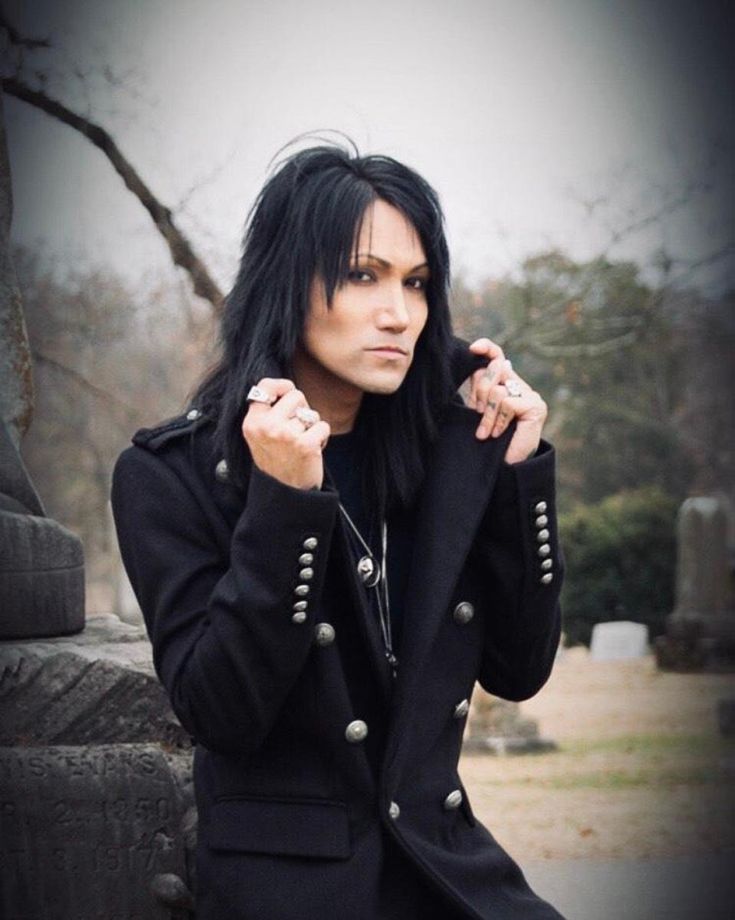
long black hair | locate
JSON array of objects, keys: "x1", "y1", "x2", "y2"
[{"x1": 191, "y1": 138, "x2": 456, "y2": 513}]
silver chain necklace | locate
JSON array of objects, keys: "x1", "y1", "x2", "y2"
[{"x1": 338, "y1": 502, "x2": 398, "y2": 676}]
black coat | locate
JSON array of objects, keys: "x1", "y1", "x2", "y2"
[{"x1": 111, "y1": 345, "x2": 565, "y2": 920}]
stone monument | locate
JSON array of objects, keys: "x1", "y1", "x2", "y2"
[
  {"x1": 464, "y1": 691, "x2": 556, "y2": 755},
  {"x1": 655, "y1": 495, "x2": 735, "y2": 671},
  {"x1": 0, "y1": 90, "x2": 84, "y2": 639},
  {"x1": 0, "y1": 84, "x2": 195, "y2": 916}
]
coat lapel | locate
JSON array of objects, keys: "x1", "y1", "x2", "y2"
[{"x1": 384, "y1": 405, "x2": 515, "y2": 772}]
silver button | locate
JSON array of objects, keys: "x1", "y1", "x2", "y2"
[
  {"x1": 314, "y1": 623, "x2": 335, "y2": 646},
  {"x1": 345, "y1": 720, "x2": 368, "y2": 743},
  {"x1": 443, "y1": 789, "x2": 463, "y2": 810},
  {"x1": 534, "y1": 500, "x2": 547, "y2": 514},
  {"x1": 299, "y1": 553, "x2": 314, "y2": 566},
  {"x1": 186, "y1": 408, "x2": 202, "y2": 421},
  {"x1": 299, "y1": 567, "x2": 314, "y2": 581},
  {"x1": 294, "y1": 584, "x2": 310, "y2": 597},
  {"x1": 541, "y1": 558, "x2": 553, "y2": 571},
  {"x1": 540, "y1": 572, "x2": 554, "y2": 585},
  {"x1": 536, "y1": 529, "x2": 550, "y2": 542},
  {"x1": 292, "y1": 611, "x2": 307, "y2": 624},
  {"x1": 214, "y1": 458, "x2": 229, "y2": 482},
  {"x1": 303, "y1": 537, "x2": 318, "y2": 550},
  {"x1": 535, "y1": 514, "x2": 548, "y2": 528},
  {"x1": 453, "y1": 699, "x2": 470, "y2": 719},
  {"x1": 388, "y1": 801, "x2": 400, "y2": 820},
  {"x1": 537, "y1": 544, "x2": 551, "y2": 557},
  {"x1": 293, "y1": 600, "x2": 308, "y2": 611},
  {"x1": 453, "y1": 601, "x2": 474, "y2": 625}
]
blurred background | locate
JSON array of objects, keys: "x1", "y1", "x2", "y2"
[{"x1": 2, "y1": 1, "x2": 734, "y2": 915}]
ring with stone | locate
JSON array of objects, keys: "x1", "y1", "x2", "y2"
[
  {"x1": 505, "y1": 379, "x2": 523, "y2": 398},
  {"x1": 295, "y1": 407, "x2": 319, "y2": 428},
  {"x1": 246, "y1": 385, "x2": 276, "y2": 405}
]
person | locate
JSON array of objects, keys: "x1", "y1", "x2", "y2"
[{"x1": 111, "y1": 140, "x2": 565, "y2": 919}]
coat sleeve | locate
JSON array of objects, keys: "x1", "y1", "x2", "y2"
[
  {"x1": 111, "y1": 444, "x2": 340, "y2": 754},
  {"x1": 470, "y1": 439, "x2": 564, "y2": 702}
]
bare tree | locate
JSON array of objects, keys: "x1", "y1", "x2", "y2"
[{"x1": 1, "y1": 13, "x2": 225, "y2": 314}]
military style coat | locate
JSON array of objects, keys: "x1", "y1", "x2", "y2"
[{"x1": 111, "y1": 344, "x2": 565, "y2": 920}]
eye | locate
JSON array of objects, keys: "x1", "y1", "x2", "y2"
[
  {"x1": 347, "y1": 269, "x2": 375, "y2": 283},
  {"x1": 405, "y1": 277, "x2": 428, "y2": 292}
]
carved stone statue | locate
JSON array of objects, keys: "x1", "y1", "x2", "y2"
[{"x1": 0, "y1": 91, "x2": 84, "y2": 639}]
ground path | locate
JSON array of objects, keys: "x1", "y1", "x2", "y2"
[{"x1": 460, "y1": 647, "x2": 735, "y2": 918}]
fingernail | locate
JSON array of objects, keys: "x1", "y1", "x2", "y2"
[{"x1": 477, "y1": 424, "x2": 488, "y2": 439}]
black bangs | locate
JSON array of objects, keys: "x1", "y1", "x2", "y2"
[{"x1": 189, "y1": 138, "x2": 456, "y2": 512}]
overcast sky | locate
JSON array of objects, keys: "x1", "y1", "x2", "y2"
[{"x1": 5, "y1": 0, "x2": 734, "y2": 296}]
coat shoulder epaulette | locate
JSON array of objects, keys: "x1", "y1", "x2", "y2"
[{"x1": 132, "y1": 407, "x2": 211, "y2": 453}]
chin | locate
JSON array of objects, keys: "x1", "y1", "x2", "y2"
[{"x1": 358, "y1": 374, "x2": 407, "y2": 395}]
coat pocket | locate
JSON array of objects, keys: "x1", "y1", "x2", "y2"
[{"x1": 204, "y1": 796, "x2": 351, "y2": 860}]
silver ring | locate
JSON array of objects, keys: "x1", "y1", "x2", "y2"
[
  {"x1": 505, "y1": 379, "x2": 523, "y2": 398},
  {"x1": 246, "y1": 385, "x2": 276, "y2": 405},
  {"x1": 295, "y1": 407, "x2": 319, "y2": 428}
]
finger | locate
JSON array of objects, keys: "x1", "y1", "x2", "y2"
[
  {"x1": 471, "y1": 353, "x2": 509, "y2": 412},
  {"x1": 467, "y1": 367, "x2": 483, "y2": 409},
  {"x1": 471, "y1": 371, "x2": 500, "y2": 415},
  {"x1": 491, "y1": 401, "x2": 516, "y2": 438},
  {"x1": 491, "y1": 390, "x2": 540, "y2": 438},
  {"x1": 267, "y1": 388, "x2": 309, "y2": 422},
  {"x1": 245, "y1": 378, "x2": 296, "y2": 415},
  {"x1": 469, "y1": 368, "x2": 489, "y2": 411},
  {"x1": 298, "y1": 420, "x2": 331, "y2": 452},
  {"x1": 468, "y1": 338, "x2": 505, "y2": 362},
  {"x1": 475, "y1": 383, "x2": 507, "y2": 439}
]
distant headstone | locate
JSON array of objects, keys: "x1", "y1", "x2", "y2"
[
  {"x1": 655, "y1": 496, "x2": 735, "y2": 671},
  {"x1": 717, "y1": 699, "x2": 735, "y2": 737},
  {"x1": 464, "y1": 694, "x2": 556, "y2": 755},
  {"x1": 590, "y1": 621, "x2": 649, "y2": 660}
]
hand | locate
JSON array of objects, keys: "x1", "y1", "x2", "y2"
[
  {"x1": 466, "y1": 338, "x2": 548, "y2": 464},
  {"x1": 242, "y1": 378, "x2": 331, "y2": 490}
]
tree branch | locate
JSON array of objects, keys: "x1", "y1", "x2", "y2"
[
  {"x1": 0, "y1": 13, "x2": 50, "y2": 50},
  {"x1": 32, "y1": 350, "x2": 140, "y2": 421},
  {"x1": 526, "y1": 328, "x2": 641, "y2": 359},
  {"x1": 3, "y1": 77, "x2": 225, "y2": 314}
]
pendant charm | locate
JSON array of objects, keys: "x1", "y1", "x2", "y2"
[{"x1": 357, "y1": 555, "x2": 380, "y2": 587}]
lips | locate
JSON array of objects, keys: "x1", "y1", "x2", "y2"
[{"x1": 366, "y1": 346, "x2": 408, "y2": 356}]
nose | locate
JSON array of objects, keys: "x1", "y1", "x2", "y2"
[{"x1": 376, "y1": 283, "x2": 410, "y2": 332}]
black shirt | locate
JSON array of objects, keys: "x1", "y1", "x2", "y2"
[{"x1": 324, "y1": 428, "x2": 417, "y2": 655}]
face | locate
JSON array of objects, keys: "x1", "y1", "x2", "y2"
[{"x1": 295, "y1": 199, "x2": 430, "y2": 405}]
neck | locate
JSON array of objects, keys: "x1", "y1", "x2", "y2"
[{"x1": 292, "y1": 349, "x2": 363, "y2": 434}]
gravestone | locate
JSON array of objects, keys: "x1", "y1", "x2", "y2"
[
  {"x1": 0, "y1": 745, "x2": 193, "y2": 920},
  {"x1": 464, "y1": 692, "x2": 556, "y2": 755},
  {"x1": 590, "y1": 620, "x2": 649, "y2": 660},
  {"x1": 655, "y1": 496, "x2": 735, "y2": 671},
  {"x1": 0, "y1": 618, "x2": 196, "y2": 917},
  {"x1": 718, "y1": 699, "x2": 735, "y2": 737}
]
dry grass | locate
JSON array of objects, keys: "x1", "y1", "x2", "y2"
[{"x1": 460, "y1": 647, "x2": 735, "y2": 861}]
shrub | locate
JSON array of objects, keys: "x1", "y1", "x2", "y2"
[{"x1": 558, "y1": 487, "x2": 678, "y2": 647}]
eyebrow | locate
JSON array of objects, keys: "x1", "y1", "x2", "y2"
[{"x1": 354, "y1": 252, "x2": 430, "y2": 273}]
